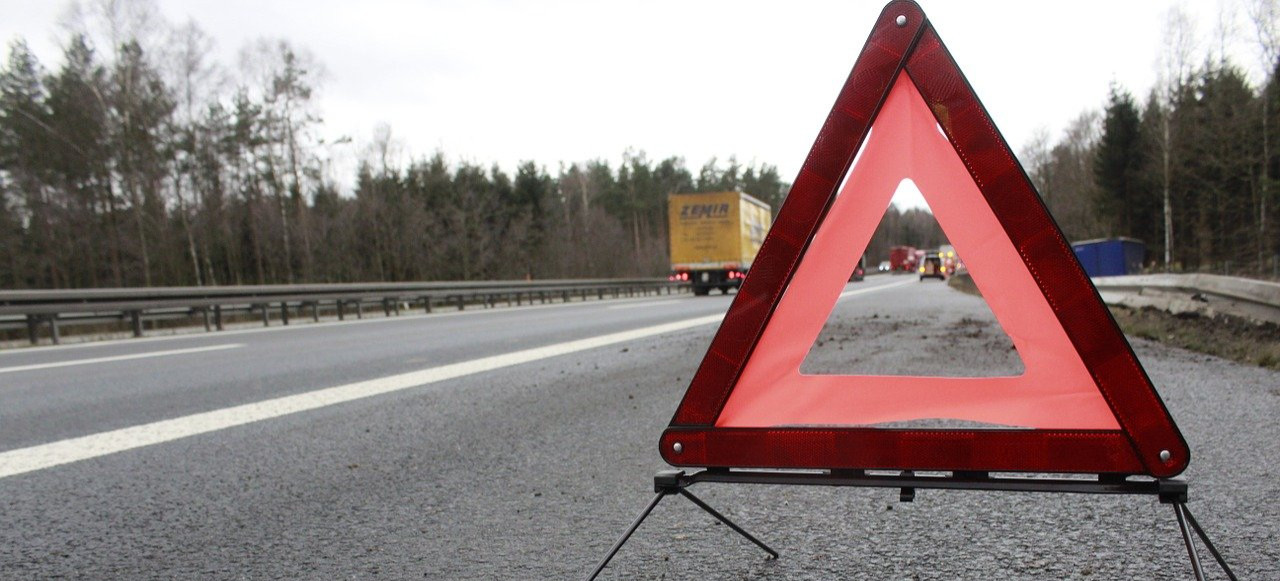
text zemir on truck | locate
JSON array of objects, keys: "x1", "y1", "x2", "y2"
[{"x1": 667, "y1": 191, "x2": 772, "y2": 296}]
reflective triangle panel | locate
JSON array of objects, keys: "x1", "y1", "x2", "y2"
[{"x1": 661, "y1": 0, "x2": 1189, "y2": 478}]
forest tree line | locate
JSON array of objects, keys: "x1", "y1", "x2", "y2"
[
  {"x1": 1022, "y1": 3, "x2": 1280, "y2": 275},
  {"x1": 0, "y1": 2, "x2": 798, "y2": 289}
]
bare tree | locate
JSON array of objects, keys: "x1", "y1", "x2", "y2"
[
  {"x1": 1248, "y1": 0, "x2": 1279, "y2": 270},
  {"x1": 1156, "y1": 6, "x2": 1199, "y2": 270},
  {"x1": 237, "y1": 38, "x2": 325, "y2": 282},
  {"x1": 165, "y1": 20, "x2": 221, "y2": 285},
  {"x1": 1021, "y1": 112, "x2": 1105, "y2": 242},
  {"x1": 59, "y1": 0, "x2": 166, "y2": 67}
]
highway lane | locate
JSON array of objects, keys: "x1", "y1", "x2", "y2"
[
  {"x1": 0, "y1": 287, "x2": 738, "y2": 452},
  {"x1": 0, "y1": 277, "x2": 913, "y2": 459},
  {"x1": 1, "y1": 275, "x2": 1275, "y2": 579}
]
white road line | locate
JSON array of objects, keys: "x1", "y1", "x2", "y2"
[
  {"x1": 0, "y1": 279, "x2": 909, "y2": 479},
  {"x1": 837, "y1": 278, "x2": 916, "y2": 300},
  {"x1": 0, "y1": 344, "x2": 244, "y2": 375},
  {"x1": 0, "y1": 315, "x2": 724, "y2": 480},
  {"x1": 606, "y1": 299, "x2": 684, "y2": 310}
]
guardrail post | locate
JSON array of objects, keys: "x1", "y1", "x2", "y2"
[
  {"x1": 382, "y1": 298, "x2": 391, "y2": 317},
  {"x1": 130, "y1": 310, "x2": 143, "y2": 337},
  {"x1": 423, "y1": 297, "x2": 432, "y2": 313},
  {"x1": 26, "y1": 314, "x2": 39, "y2": 345},
  {"x1": 393, "y1": 298, "x2": 401, "y2": 316},
  {"x1": 48, "y1": 315, "x2": 60, "y2": 344},
  {"x1": 281, "y1": 302, "x2": 290, "y2": 326},
  {"x1": 260, "y1": 304, "x2": 270, "y2": 327},
  {"x1": 337, "y1": 300, "x2": 346, "y2": 321},
  {"x1": 311, "y1": 301, "x2": 320, "y2": 322},
  {"x1": 562, "y1": 290, "x2": 569, "y2": 303},
  {"x1": 355, "y1": 300, "x2": 363, "y2": 319},
  {"x1": 214, "y1": 305, "x2": 223, "y2": 330},
  {"x1": 456, "y1": 295, "x2": 465, "y2": 311},
  {"x1": 201, "y1": 308, "x2": 211, "y2": 332}
]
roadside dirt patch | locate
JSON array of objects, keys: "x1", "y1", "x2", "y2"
[{"x1": 1109, "y1": 306, "x2": 1280, "y2": 370}]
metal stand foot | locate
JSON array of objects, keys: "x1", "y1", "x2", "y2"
[
  {"x1": 1173, "y1": 503, "x2": 1237, "y2": 581},
  {"x1": 584, "y1": 491, "x2": 666, "y2": 581},
  {"x1": 586, "y1": 470, "x2": 776, "y2": 580},
  {"x1": 677, "y1": 489, "x2": 778, "y2": 560}
]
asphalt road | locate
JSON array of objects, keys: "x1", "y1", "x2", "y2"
[{"x1": 0, "y1": 275, "x2": 1275, "y2": 579}]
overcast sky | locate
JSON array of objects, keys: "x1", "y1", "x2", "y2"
[{"x1": 1, "y1": 1, "x2": 1274, "y2": 196}]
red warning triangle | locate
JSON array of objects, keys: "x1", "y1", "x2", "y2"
[{"x1": 661, "y1": 0, "x2": 1189, "y2": 478}]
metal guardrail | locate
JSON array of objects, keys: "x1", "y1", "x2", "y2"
[
  {"x1": 1091, "y1": 273, "x2": 1280, "y2": 325},
  {"x1": 0, "y1": 279, "x2": 684, "y2": 346}
]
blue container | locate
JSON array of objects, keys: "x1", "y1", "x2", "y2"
[{"x1": 1072, "y1": 237, "x2": 1145, "y2": 277}]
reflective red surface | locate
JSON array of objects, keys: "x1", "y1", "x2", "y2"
[{"x1": 661, "y1": 0, "x2": 1188, "y2": 478}]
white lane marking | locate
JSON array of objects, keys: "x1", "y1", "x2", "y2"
[
  {"x1": 0, "y1": 315, "x2": 724, "y2": 479},
  {"x1": 607, "y1": 299, "x2": 684, "y2": 310},
  {"x1": 0, "y1": 279, "x2": 909, "y2": 478},
  {"x1": 0, "y1": 344, "x2": 244, "y2": 375},
  {"x1": 837, "y1": 278, "x2": 916, "y2": 300}
]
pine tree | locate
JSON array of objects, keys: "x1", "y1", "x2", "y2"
[{"x1": 1094, "y1": 85, "x2": 1153, "y2": 245}]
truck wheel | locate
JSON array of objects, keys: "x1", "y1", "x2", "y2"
[{"x1": 693, "y1": 286, "x2": 710, "y2": 296}]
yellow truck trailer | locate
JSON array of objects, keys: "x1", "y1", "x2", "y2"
[{"x1": 667, "y1": 191, "x2": 772, "y2": 295}]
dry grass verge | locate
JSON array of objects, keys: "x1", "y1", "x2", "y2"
[{"x1": 1108, "y1": 306, "x2": 1280, "y2": 369}]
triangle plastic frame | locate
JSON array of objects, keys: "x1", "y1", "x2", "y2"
[{"x1": 659, "y1": 0, "x2": 1189, "y2": 478}]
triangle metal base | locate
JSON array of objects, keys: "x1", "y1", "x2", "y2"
[{"x1": 586, "y1": 469, "x2": 1237, "y2": 581}]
